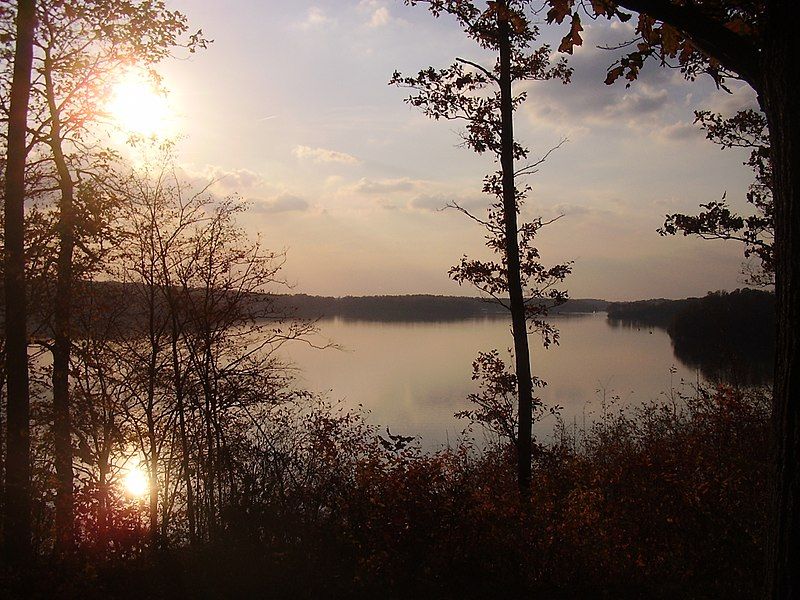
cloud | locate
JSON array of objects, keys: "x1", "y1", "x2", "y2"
[
  {"x1": 176, "y1": 164, "x2": 266, "y2": 193},
  {"x1": 703, "y1": 81, "x2": 760, "y2": 117},
  {"x1": 549, "y1": 202, "x2": 616, "y2": 219},
  {"x1": 359, "y1": 0, "x2": 391, "y2": 28},
  {"x1": 353, "y1": 177, "x2": 418, "y2": 194},
  {"x1": 293, "y1": 145, "x2": 361, "y2": 165},
  {"x1": 522, "y1": 24, "x2": 686, "y2": 134},
  {"x1": 652, "y1": 120, "x2": 704, "y2": 142},
  {"x1": 207, "y1": 166, "x2": 262, "y2": 190},
  {"x1": 251, "y1": 194, "x2": 309, "y2": 213},
  {"x1": 614, "y1": 86, "x2": 669, "y2": 117},
  {"x1": 296, "y1": 7, "x2": 332, "y2": 31},
  {"x1": 369, "y1": 7, "x2": 390, "y2": 27},
  {"x1": 527, "y1": 72, "x2": 670, "y2": 130}
]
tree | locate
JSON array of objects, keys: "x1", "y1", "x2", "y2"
[
  {"x1": 392, "y1": 0, "x2": 571, "y2": 494},
  {"x1": 3, "y1": 0, "x2": 207, "y2": 553},
  {"x1": 659, "y1": 109, "x2": 773, "y2": 286},
  {"x1": 455, "y1": 349, "x2": 560, "y2": 447},
  {"x1": 543, "y1": 0, "x2": 796, "y2": 594},
  {"x1": 109, "y1": 149, "x2": 317, "y2": 546},
  {"x1": 2, "y1": 0, "x2": 36, "y2": 563},
  {"x1": 69, "y1": 282, "x2": 138, "y2": 556}
]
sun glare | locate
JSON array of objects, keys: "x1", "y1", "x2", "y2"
[
  {"x1": 123, "y1": 465, "x2": 150, "y2": 497},
  {"x1": 106, "y1": 71, "x2": 176, "y2": 138}
]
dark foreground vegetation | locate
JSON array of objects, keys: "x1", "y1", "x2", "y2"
[{"x1": 1, "y1": 384, "x2": 769, "y2": 599}]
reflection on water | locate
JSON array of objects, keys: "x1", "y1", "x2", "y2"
[
  {"x1": 282, "y1": 314, "x2": 710, "y2": 448},
  {"x1": 287, "y1": 313, "x2": 699, "y2": 447},
  {"x1": 607, "y1": 317, "x2": 774, "y2": 386}
]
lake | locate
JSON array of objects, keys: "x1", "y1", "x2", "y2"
[{"x1": 282, "y1": 313, "x2": 704, "y2": 448}]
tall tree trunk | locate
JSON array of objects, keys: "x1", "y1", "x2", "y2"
[
  {"x1": 204, "y1": 381, "x2": 217, "y2": 540},
  {"x1": 764, "y1": 1, "x2": 800, "y2": 595},
  {"x1": 144, "y1": 282, "x2": 160, "y2": 549},
  {"x1": 43, "y1": 53, "x2": 76, "y2": 555},
  {"x1": 146, "y1": 364, "x2": 160, "y2": 549},
  {"x1": 0, "y1": 363, "x2": 6, "y2": 519},
  {"x1": 147, "y1": 424, "x2": 160, "y2": 548},
  {"x1": 498, "y1": 3, "x2": 535, "y2": 496},
  {"x1": 97, "y1": 458, "x2": 109, "y2": 554},
  {"x1": 2, "y1": 0, "x2": 36, "y2": 563},
  {"x1": 171, "y1": 317, "x2": 197, "y2": 545}
]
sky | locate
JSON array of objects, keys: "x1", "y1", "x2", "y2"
[{"x1": 155, "y1": 0, "x2": 761, "y2": 301}]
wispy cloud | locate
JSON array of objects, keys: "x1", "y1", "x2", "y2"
[
  {"x1": 295, "y1": 6, "x2": 333, "y2": 31},
  {"x1": 359, "y1": 0, "x2": 391, "y2": 28},
  {"x1": 251, "y1": 194, "x2": 309, "y2": 213},
  {"x1": 651, "y1": 120, "x2": 704, "y2": 143},
  {"x1": 353, "y1": 177, "x2": 418, "y2": 194},
  {"x1": 293, "y1": 145, "x2": 361, "y2": 165},
  {"x1": 207, "y1": 166, "x2": 262, "y2": 190},
  {"x1": 369, "y1": 7, "x2": 390, "y2": 27}
]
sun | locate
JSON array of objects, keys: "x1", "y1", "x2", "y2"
[
  {"x1": 123, "y1": 465, "x2": 150, "y2": 497},
  {"x1": 106, "y1": 70, "x2": 176, "y2": 138}
]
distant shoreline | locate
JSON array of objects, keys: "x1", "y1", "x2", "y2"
[{"x1": 270, "y1": 294, "x2": 609, "y2": 322}]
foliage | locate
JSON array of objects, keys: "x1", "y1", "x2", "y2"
[
  {"x1": 391, "y1": 2, "x2": 572, "y2": 337},
  {"x1": 455, "y1": 349, "x2": 557, "y2": 445},
  {"x1": 544, "y1": 0, "x2": 763, "y2": 91},
  {"x1": 608, "y1": 288, "x2": 774, "y2": 384},
  {"x1": 1, "y1": 384, "x2": 768, "y2": 598},
  {"x1": 391, "y1": 4, "x2": 572, "y2": 487},
  {"x1": 659, "y1": 109, "x2": 773, "y2": 285},
  {"x1": 448, "y1": 196, "x2": 573, "y2": 344}
]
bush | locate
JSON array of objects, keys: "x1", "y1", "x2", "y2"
[{"x1": 3, "y1": 386, "x2": 769, "y2": 599}]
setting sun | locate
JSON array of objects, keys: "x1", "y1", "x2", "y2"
[
  {"x1": 123, "y1": 465, "x2": 149, "y2": 497},
  {"x1": 106, "y1": 71, "x2": 176, "y2": 138}
]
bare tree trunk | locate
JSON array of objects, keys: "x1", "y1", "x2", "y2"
[
  {"x1": 0, "y1": 360, "x2": 6, "y2": 520},
  {"x1": 160, "y1": 452, "x2": 171, "y2": 542},
  {"x1": 146, "y1": 364, "x2": 160, "y2": 550},
  {"x1": 43, "y1": 52, "x2": 75, "y2": 555},
  {"x1": 147, "y1": 426, "x2": 160, "y2": 548},
  {"x1": 168, "y1": 295, "x2": 197, "y2": 545},
  {"x1": 764, "y1": 1, "x2": 800, "y2": 595},
  {"x1": 498, "y1": 2, "x2": 535, "y2": 497},
  {"x1": 97, "y1": 459, "x2": 109, "y2": 554},
  {"x1": 2, "y1": 0, "x2": 36, "y2": 563},
  {"x1": 203, "y1": 381, "x2": 217, "y2": 540}
]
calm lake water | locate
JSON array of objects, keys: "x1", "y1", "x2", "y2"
[{"x1": 282, "y1": 313, "x2": 703, "y2": 448}]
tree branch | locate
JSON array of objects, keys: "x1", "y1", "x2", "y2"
[
  {"x1": 456, "y1": 57, "x2": 498, "y2": 82},
  {"x1": 614, "y1": 0, "x2": 761, "y2": 90}
]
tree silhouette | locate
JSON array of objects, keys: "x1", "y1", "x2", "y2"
[
  {"x1": 2, "y1": 0, "x2": 36, "y2": 562},
  {"x1": 659, "y1": 109, "x2": 773, "y2": 286},
  {"x1": 543, "y1": 1, "x2": 796, "y2": 591},
  {"x1": 2, "y1": 0, "x2": 208, "y2": 553},
  {"x1": 392, "y1": 0, "x2": 571, "y2": 494}
]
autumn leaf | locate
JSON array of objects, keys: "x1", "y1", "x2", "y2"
[
  {"x1": 558, "y1": 12, "x2": 583, "y2": 54},
  {"x1": 546, "y1": 0, "x2": 573, "y2": 25},
  {"x1": 659, "y1": 24, "x2": 680, "y2": 57},
  {"x1": 604, "y1": 65, "x2": 624, "y2": 85}
]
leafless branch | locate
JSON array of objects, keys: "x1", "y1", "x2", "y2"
[{"x1": 456, "y1": 57, "x2": 498, "y2": 82}]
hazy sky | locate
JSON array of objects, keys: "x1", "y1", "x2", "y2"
[{"x1": 159, "y1": 0, "x2": 761, "y2": 301}]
